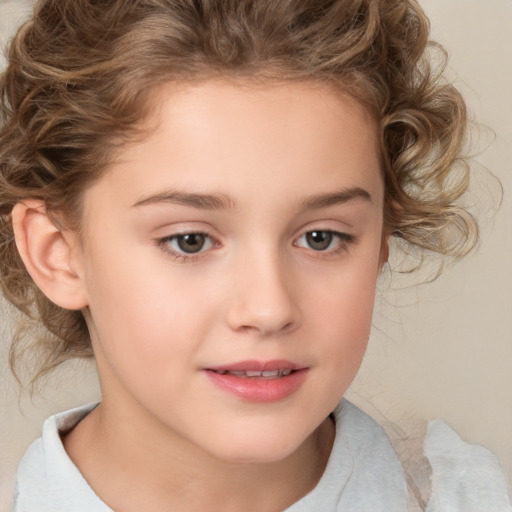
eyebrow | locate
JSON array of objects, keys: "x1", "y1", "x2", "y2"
[
  {"x1": 132, "y1": 186, "x2": 371, "y2": 211},
  {"x1": 132, "y1": 190, "x2": 236, "y2": 210},
  {"x1": 300, "y1": 187, "x2": 372, "y2": 209}
]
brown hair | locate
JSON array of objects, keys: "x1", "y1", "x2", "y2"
[{"x1": 0, "y1": 0, "x2": 477, "y2": 384}]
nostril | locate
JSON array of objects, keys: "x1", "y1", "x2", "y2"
[
  {"x1": 224, "y1": 265, "x2": 300, "y2": 335},
  {"x1": 278, "y1": 321, "x2": 295, "y2": 335},
  {"x1": 237, "y1": 320, "x2": 295, "y2": 337}
]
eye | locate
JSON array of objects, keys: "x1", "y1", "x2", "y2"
[
  {"x1": 160, "y1": 232, "x2": 214, "y2": 255},
  {"x1": 295, "y1": 230, "x2": 354, "y2": 252}
]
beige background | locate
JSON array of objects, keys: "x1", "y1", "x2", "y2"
[{"x1": 1, "y1": 0, "x2": 511, "y2": 509}]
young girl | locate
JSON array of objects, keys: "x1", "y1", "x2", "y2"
[{"x1": 0, "y1": 0, "x2": 509, "y2": 511}]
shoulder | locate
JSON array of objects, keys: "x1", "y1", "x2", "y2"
[
  {"x1": 289, "y1": 400, "x2": 512, "y2": 512},
  {"x1": 13, "y1": 403, "x2": 111, "y2": 512},
  {"x1": 383, "y1": 411, "x2": 511, "y2": 512},
  {"x1": 424, "y1": 420, "x2": 512, "y2": 512}
]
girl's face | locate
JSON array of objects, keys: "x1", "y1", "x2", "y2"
[{"x1": 77, "y1": 80, "x2": 386, "y2": 463}]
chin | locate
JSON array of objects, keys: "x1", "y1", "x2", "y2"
[{"x1": 202, "y1": 425, "x2": 313, "y2": 465}]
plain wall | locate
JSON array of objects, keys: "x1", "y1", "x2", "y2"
[
  {"x1": 1, "y1": 0, "x2": 511, "y2": 510},
  {"x1": 347, "y1": 0, "x2": 512, "y2": 484}
]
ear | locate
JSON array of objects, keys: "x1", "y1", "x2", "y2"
[
  {"x1": 380, "y1": 236, "x2": 389, "y2": 265},
  {"x1": 380, "y1": 200, "x2": 401, "y2": 269},
  {"x1": 11, "y1": 200, "x2": 88, "y2": 310},
  {"x1": 379, "y1": 232, "x2": 390, "y2": 269}
]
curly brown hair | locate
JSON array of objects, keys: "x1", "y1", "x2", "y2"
[{"x1": 0, "y1": 0, "x2": 477, "y2": 385}]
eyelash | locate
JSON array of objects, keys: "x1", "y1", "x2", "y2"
[
  {"x1": 156, "y1": 229, "x2": 355, "y2": 262},
  {"x1": 294, "y1": 230, "x2": 355, "y2": 255},
  {"x1": 156, "y1": 232, "x2": 215, "y2": 262}
]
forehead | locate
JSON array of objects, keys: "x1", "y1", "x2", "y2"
[{"x1": 86, "y1": 80, "x2": 383, "y2": 215}]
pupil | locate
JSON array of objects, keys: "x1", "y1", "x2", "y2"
[
  {"x1": 177, "y1": 234, "x2": 205, "y2": 253},
  {"x1": 307, "y1": 231, "x2": 332, "y2": 251}
]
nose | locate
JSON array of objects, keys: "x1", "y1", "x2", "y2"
[{"x1": 225, "y1": 249, "x2": 301, "y2": 337}]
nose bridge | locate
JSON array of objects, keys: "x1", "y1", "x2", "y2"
[{"x1": 226, "y1": 241, "x2": 300, "y2": 336}]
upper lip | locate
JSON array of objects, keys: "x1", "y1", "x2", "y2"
[{"x1": 205, "y1": 359, "x2": 306, "y2": 372}]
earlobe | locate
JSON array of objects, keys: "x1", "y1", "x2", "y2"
[
  {"x1": 379, "y1": 234, "x2": 390, "y2": 269},
  {"x1": 11, "y1": 200, "x2": 88, "y2": 310}
]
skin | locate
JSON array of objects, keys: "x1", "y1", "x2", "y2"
[{"x1": 24, "y1": 80, "x2": 388, "y2": 511}]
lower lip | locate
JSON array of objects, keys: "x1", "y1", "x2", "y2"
[{"x1": 204, "y1": 369, "x2": 308, "y2": 402}]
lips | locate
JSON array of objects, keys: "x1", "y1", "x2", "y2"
[
  {"x1": 206, "y1": 359, "x2": 305, "y2": 373},
  {"x1": 210, "y1": 368, "x2": 294, "y2": 378},
  {"x1": 204, "y1": 360, "x2": 308, "y2": 402}
]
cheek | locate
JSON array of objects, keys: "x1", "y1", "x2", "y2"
[
  {"x1": 83, "y1": 242, "x2": 220, "y2": 372},
  {"x1": 307, "y1": 255, "x2": 380, "y2": 362},
  {"x1": 290, "y1": 259, "x2": 379, "y2": 425}
]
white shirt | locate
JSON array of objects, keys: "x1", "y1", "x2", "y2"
[{"x1": 13, "y1": 399, "x2": 511, "y2": 511}]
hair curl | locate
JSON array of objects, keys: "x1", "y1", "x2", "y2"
[{"x1": 0, "y1": 0, "x2": 477, "y2": 384}]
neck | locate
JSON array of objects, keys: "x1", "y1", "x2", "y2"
[{"x1": 63, "y1": 396, "x2": 335, "y2": 512}]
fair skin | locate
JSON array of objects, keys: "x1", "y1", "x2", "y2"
[{"x1": 13, "y1": 80, "x2": 387, "y2": 512}]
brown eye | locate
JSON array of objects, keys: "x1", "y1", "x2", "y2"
[
  {"x1": 157, "y1": 231, "x2": 215, "y2": 260},
  {"x1": 175, "y1": 233, "x2": 207, "y2": 253},
  {"x1": 295, "y1": 230, "x2": 355, "y2": 254},
  {"x1": 305, "y1": 231, "x2": 333, "y2": 251}
]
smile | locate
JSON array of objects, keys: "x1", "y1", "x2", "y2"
[
  {"x1": 204, "y1": 360, "x2": 308, "y2": 402},
  {"x1": 210, "y1": 369, "x2": 294, "y2": 378}
]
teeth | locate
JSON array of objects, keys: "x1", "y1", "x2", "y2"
[{"x1": 213, "y1": 369, "x2": 294, "y2": 378}]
